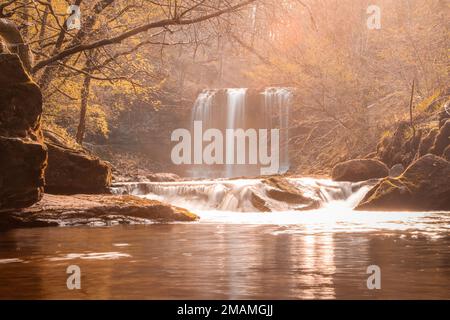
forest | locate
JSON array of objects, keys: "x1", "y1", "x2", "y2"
[
  {"x1": 0, "y1": 0, "x2": 449, "y2": 300},
  {"x1": 1, "y1": 0, "x2": 447, "y2": 175}
]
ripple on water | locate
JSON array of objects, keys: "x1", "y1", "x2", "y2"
[
  {"x1": 47, "y1": 252, "x2": 131, "y2": 261},
  {"x1": 0, "y1": 258, "x2": 24, "y2": 264}
]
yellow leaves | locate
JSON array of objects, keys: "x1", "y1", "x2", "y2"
[
  {"x1": 416, "y1": 89, "x2": 442, "y2": 114},
  {"x1": 87, "y1": 104, "x2": 109, "y2": 138}
]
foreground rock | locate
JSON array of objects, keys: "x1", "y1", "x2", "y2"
[
  {"x1": 45, "y1": 142, "x2": 112, "y2": 194},
  {"x1": 0, "y1": 54, "x2": 47, "y2": 210},
  {"x1": 332, "y1": 159, "x2": 389, "y2": 182},
  {"x1": 356, "y1": 154, "x2": 450, "y2": 211},
  {"x1": 255, "y1": 176, "x2": 320, "y2": 211},
  {"x1": 0, "y1": 194, "x2": 198, "y2": 230}
]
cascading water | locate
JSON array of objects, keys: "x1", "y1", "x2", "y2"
[
  {"x1": 226, "y1": 88, "x2": 247, "y2": 177},
  {"x1": 111, "y1": 178, "x2": 376, "y2": 213},
  {"x1": 189, "y1": 87, "x2": 293, "y2": 178},
  {"x1": 124, "y1": 87, "x2": 377, "y2": 221},
  {"x1": 191, "y1": 89, "x2": 216, "y2": 130},
  {"x1": 263, "y1": 87, "x2": 292, "y2": 173}
]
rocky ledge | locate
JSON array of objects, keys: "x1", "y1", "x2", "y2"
[
  {"x1": 0, "y1": 194, "x2": 198, "y2": 231},
  {"x1": 0, "y1": 54, "x2": 47, "y2": 210},
  {"x1": 356, "y1": 154, "x2": 450, "y2": 211}
]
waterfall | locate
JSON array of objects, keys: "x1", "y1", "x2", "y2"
[
  {"x1": 226, "y1": 88, "x2": 247, "y2": 177},
  {"x1": 190, "y1": 89, "x2": 219, "y2": 178},
  {"x1": 189, "y1": 87, "x2": 292, "y2": 178},
  {"x1": 191, "y1": 90, "x2": 216, "y2": 132},
  {"x1": 263, "y1": 88, "x2": 292, "y2": 173}
]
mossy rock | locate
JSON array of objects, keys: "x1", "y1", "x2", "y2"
[
  {"x1": 430, "y1": 119, "x2": 450, "y2": 156},
  {"x1": 356, "y1": 154, "x2": 450, "y2": 211},
  {"x1": 331, "y1": 159, "x2": 388, "y2": 182}
]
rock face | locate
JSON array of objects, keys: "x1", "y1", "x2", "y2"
[
  {"x1": 438, "y1": 102, "x2": 450, "y2": 128},
  {"x1": 356, "y1": 154, "x2": 450, "y2": 211},
  {"x1": 45, "y1": 142, "x2": 112, "y2": 194},
  {"x1": 443, "y1": 145, "x2": 450, "y2": 161},
  {"x1": 418, "y1": 128, "x2": 438, "y2": 157},
  {"x1": 0, "y1": 54, "x2": 47, "y2": 211},
  {"x1": 331, "y1": 159, "x2": 389, "y2": 182},
  {"x1": 375, "y1": 121, "x2": 446, "y2": 169},
  {"x1": 0, "y1": 193, "x2": 198, "y2": 230},
  {"x1": 389, "y1": 163, "x2": 405, "y2": 177},
  {"x1": 431, "y1": 119, "x2": 450, "y2": 156}
]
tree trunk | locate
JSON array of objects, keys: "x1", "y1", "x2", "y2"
[
  {"x1": 76, "y1": 74, "x2": 91, "y2": 144},
  {"x1": 38, "y1": 0, "x2": 113, "y2": 91},
  {"x1": 409, "y1": 79, "x2": 416, "y2": 137}
]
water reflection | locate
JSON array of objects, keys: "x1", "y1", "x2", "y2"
[{"x1": 0, "y1": 223, "x2": 448, "y2": 299}]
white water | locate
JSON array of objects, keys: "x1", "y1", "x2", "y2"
[
  {"x1": 263, "y1": 87, "x2": 292, "y2": 173},
  {"x1": 191, "y1": 89, "x2": 216, "y2": 131},
  {"x1": 189, "y1": 87, "x2": 292, "y2": 178},
  {"x1": 111, "y1": 177, "x2": 450, "y2": 237},
  {"x1": 113, "y1": 178, "x2": 368, "y2": 212},
  {"x1": 226, "y1": 88, "x2": 247, "y2": 177}
]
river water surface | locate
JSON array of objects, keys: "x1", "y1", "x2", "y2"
[{"x1": 0, "y1": 178, "x2": 449, "y2": 299}]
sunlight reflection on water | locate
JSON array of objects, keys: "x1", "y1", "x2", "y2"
[
  {"x1": 195, "y1": 209, "x2": 450, "y2": 239},
  {"x1": 1, "y1": 177, "x2": 449, "y2": 299},
  {"x1": 0, "y1": 222, "x2": 448, "y2": 299}
]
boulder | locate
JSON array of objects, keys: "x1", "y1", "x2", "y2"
[
  {"x1": 443, "y1": 145, "x2": 450, "y2": 161},
  {"x1": 45, "y1": 142, "x2": 112, "y2": 194},
  {"x1": 0, "y1": 54, "x2": 47, "y2": 211},
  {"x1": 376, "y1": 121, "x2": 417, "y2": 168},
  {"x1": 389, "y1": 163, "x2": 405, "y2": 177},
  {"x1": 250, "y1": 190, "x2": 271, "y2": 212},
  {"x1": 263, "y1": 176, "x2": 311, "y2": 204},
  {"x1": 356, "y1": 154, "x2": 450, "y2": 211},
  {"x1": 331, "y1": 159, "x2": 389, "y2": 182},
  {"x1": 0, "y1": 193, "x2": 198, "y2": 230},
  {"x1": 418, "y1": 128, "x2": 438, "y2": 157},
  {"x1": 260, "y1": 176, "x2": 320, "y2": 210},
  {"x1": 431, "y1": 119, "x2": 450, "y2": 156}
]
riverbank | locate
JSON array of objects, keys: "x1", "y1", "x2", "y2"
[{"x1": 0, "y1": 194, "x2": 198, "y2": 231}]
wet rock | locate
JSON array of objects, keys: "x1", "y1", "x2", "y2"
[
  {"x1": 146, "y1": 172, "x2": 180, "y2": 182},
  {"x1": 260, "y1": 176, "x2": 320, "y2": 211},
  {"x1": 263, "y1": 176, "x2": 311, "y2": 204},
  {"x1": 45, "y1": 142, "x2": 112, "y2": 194},
  {"x1": 0, "y1": 54, "x2": 47, "y2": 210},
  {"x1": 250, "y1": 190, "x2": 271, "y2": 212},
  {"x1": 389, "y1": 163, "x2": 405, "y2": 177},
  {"x1": 331, "y1": 159, "x2": 389, "y2": 182},
  {"x1": 356, "y1": 154, "x2": 450, "y2": 211},
  {"x1": 0, "y1": 194, "x2": 198, "y2": 230}
]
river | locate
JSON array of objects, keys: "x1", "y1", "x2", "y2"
[{"x1": 0, "y1": 178, "x2": 449, "y2": 299}]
